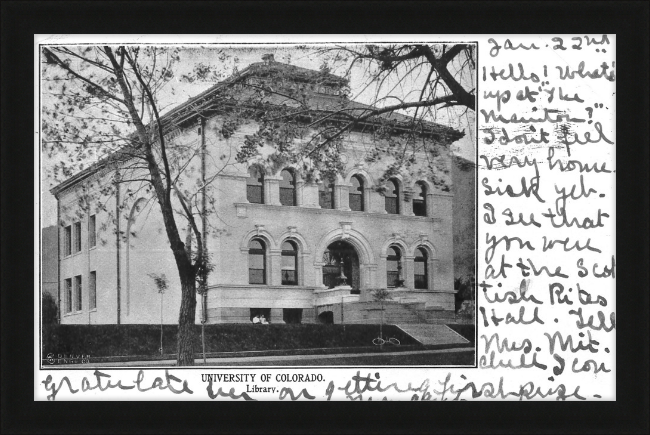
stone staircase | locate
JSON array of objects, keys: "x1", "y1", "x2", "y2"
[{"x1": 396, "y1": 324, "x2": 470, "y2": 346}]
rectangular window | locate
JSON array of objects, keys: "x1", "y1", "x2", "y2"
[
  {"x1": 385, "y1": 197, "x2": 398, "y2": 214},
  {"x1": 386, "y1": 271, "x2": 400, "y2": 288},
  {"x1": 414, "y1": 275, "x2": 427, "y2": 289},
  {"x1": 281, "y1": 254, "x2": 297, "y2": 285},
  {"x1": 283, "y1": 308, "x2": 303, "y2": 324},
  {"x1": 250, "y1": 308, "x2": 271, "y2": 323},
  {"x1": 64, "y1": 226, "x2": 72, "y2": 257},
  {"x1": 349, "y1": 193, "x2": 363, "y2": 212},
  {"x1": 64, "y1": 278, "x2": 72, "y2": 313},
  {"x1": 387, "y1": 259, "x2": 400, "y2": 288},
  {"x1": 73, "y1": 222, "x2": 82, "y2": 253},
  {"x1": 89, "y1": 215, "x2": 96, "y2": 248},
  {"x1": 319, "y1": 186, "x2": 334, "y2": 209},
  {"x1": 247, "y1": 185, "x2": 263, "y2": 204},
  {"x1": 74, "y1": 275, "x2": 82, "y2": 311},
  {"x1": 413, "y1": 259, "x2": 428, "y2": 289},
  {"x1": 248, "y1": 252, "x2": 265, "y2": 284},
  {"x1": 89, "y1": 271, "x2": 97, "y2": 309},
  {"x1": 279, "y1": 187, "x2": 295, "y2": 206},
  {"x1": 281, "y1": 270, "x2": 297, "y2": 285},
  {"x1": 413, "y1": 199, "x2": 426, "y2": 217}
]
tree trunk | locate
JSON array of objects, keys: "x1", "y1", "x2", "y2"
[{"x1": 176, "y1": 275, "x2": 197, "y2": 366}]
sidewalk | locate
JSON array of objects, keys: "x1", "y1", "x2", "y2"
[{"x1": 51, "y1": 346, "x2": 474, "y2": 367}]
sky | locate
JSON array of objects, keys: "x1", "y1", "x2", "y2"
[{"x1": 40, "y1": 43, "x2": 476, "y2": 227}]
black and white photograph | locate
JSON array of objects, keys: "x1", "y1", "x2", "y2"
[{"x1": 39, "y1": 40, "x2": 477, "y2": 369}]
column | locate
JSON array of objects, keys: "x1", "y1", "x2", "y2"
[
  {"x1": 403, "y1": 255, "x2": 415, "y2": 289},
  {"x1": 358, "y1": 264, "x2": 368, "y2": 289},
  {"x1": 363, "y1": 187, "x2": 372, "y2": 212},
  {"x1": 302, "y1": 182, "x2": 321, "y2": 208},
  {"x1": 264, "y1": 175, "x2": 282, "y2": 206},
  {"x1": 426, "y1": 192, "x2": 435, "y2": 218},
  {"x1": 428, "y1": 258, "x2": 436, "y2": 291},
  {"x1": 270, "y1": 308, "x2": 284, "y2": 323},
  {"x1": 295, "y1": 180, "x2": 305, "y2": 206},
  {"x1": 432, "y1": 259, "x2": 441, "y2": 291},
  {"x1": 313, "y1": 263, "x2": 327, "y2": 288},
  {"x1": 269, "y1": 249, "x2": 282, "y2": 285},
  {"x1": 336, "y1": 183, "x2": 351, "y2": 211},
  {"x1": 402, "y1": 187, "x2": 415, "y2": 216}
]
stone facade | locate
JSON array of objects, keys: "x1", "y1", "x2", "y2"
[
  {"x1": 51, "y1": 58, "x2": 467, "y2": 325},
  {"x1": 451, "y1": 155, "x2": 477, "y2": 280}
]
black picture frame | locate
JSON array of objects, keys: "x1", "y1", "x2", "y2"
[{"x1": 2, "y1": 1, "x2": 648, "y2": 434}]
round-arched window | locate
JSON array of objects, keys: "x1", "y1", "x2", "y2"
[
  {"x1": 319, "y1": 179, "x2": 335, "y2": 209},
  {"x1": 413, "y1": 182, "x2": 427, "y2": 217},
  {"x1": 281, "y1": 241, "x2": 298, "y2": 285},
  {"x1": 414, "y1": 247, "x2": 428, "y2": 289},
  {"x1": 387, "y1": 245, "x2": 402, "y2": 287},
  {"x1": 349, "y1": 175, "x2": 364, "y2": 212},
  {"x1": 246, "y1": 167, "x2": 264, "y2": 204},
  {"x1": 385, "y1": 179, "x2": 400, "y2": 214},
  {"x1": 248, "y1": 239, "x2": 266, "y2": 284},
  {"x1": 280, "y1": 169, "x2": 296, "y2": 206}
]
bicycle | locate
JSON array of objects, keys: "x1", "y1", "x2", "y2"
[{"x1": 372, "y1": 336, "x2": 400, "y2": 346}]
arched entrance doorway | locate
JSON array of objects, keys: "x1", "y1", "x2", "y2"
[{"x1": 322, "y1": 240, "x2": 360, "y2": 291}]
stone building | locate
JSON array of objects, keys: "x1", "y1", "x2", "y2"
[
  {"x1": 451, "y1": 155, "x2": 477, "y2": 281},
  {"x1": 51, "y1": 55, "x2": 468, "y2": 325},
  {"x1": 41, "y1": 225, "x2": 59, "y2": 300}
]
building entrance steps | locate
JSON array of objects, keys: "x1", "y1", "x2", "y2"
[{"x1": 395, "y1": 324, "x2": 470, "y2": 346}]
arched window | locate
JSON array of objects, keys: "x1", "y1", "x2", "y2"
[
  {"x1": 246, "y1": 167, "x2": 264, "y2": 204},
  {"x1": 413, "y1": 182, "x2": 427, "y2": 217},
  {"x1": 248, "y1": 239, "x2": 266, "y2": 284},
  {"x1": 385, "y1": 179, "x2": 400, "y2": 214},
  {"x1": 279, "y1": 169, "x2": 296, "y2": 206},
  {"x1": 414, "y1": 247, "x2": 428, "y2": 289},
  {"x1": 386, "y1": 245, "x2": 402, "y2": 288},
  {"x1": 319, "y1": 179, "x2": 335, "y2": 209},
  {"x1": 281, "y1": 241, "x2": 298, "y2": 285},
  {"x1": 349, "y1": 175, "x2": 364, "y2": 212}
]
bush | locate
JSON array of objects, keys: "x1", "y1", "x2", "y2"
[
  {"x1": 41, "y1": 323, "x2": 419, "y2": 357},
  {"x1": 454, "y1": 274, "x2": 475, "y2": 311},
  {"x1": 42, "y1": 292, "x2": 58, "y2": 325}
]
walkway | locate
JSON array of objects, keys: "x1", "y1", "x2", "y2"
[{"x1": 396, "y1": 324, "x2": 470, "y2": 346}]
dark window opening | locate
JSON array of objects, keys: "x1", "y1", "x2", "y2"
[
  {"x1": 64, "y1": 226, "x2": 72, "y2": 256},
  {"x1": 280, "y1": 169, "x2": 296, "y2": 206},
  {"x1": 250, "y1": 308, "x2": 271, "y2": 322},
  {"x1": 414, "y1": 247, "x2": 428, "y2": 289},
  {"x1": 89, "y1": 215, "x2": 96, "y2": 247},
  {"x1": 283, "y1": 308, "x2": 303, "y2": 324},
  {"x1": 319, "y1": 180, "x2": 335, "y2": 209},
  {"x1": 248, "y1": 239, "x2": 266, "y2": 284},
  {"x1": 349, "y1": 175, "x2": 364, "y2": 212},
  {"x1": 385, "y1": 179, "x2": 400, "y2": 214},
  {"x1": 73, "y1": 222, "x2": 82, "y2": 253},
  {"x1": 318, "y1": 311, "x2": 334, "y2": 324},
  {"x1": 246, "y1": 167, "x2": 264, "y2": 204},
  {"x1": 281, "y1": 241, "x2": 298, "y2": 285},
  {"x1": 74, "y1": 275, "x2": 82, "y2": 311},
  {"x1": 89, "y1": 271, "x2": 97, "y2": 309},
  {"x1": 64, "y1": 278, "x2": 72, "y2": 313},
  {"x1": 413, "y1": 182, "x2": 427, "y2": 217},
  {"x1": 387, "y1": 246, "x2": 402, "y2": 288}
]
